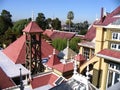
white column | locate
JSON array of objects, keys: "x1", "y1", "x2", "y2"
[{"x1": 112, "y1": 65, "x2": 116, "y2": 85}]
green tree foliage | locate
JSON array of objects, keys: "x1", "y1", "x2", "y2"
[
  {"x1": 51, "y1": 18, "x2": 61, "y2": 30},
  {"x1": 0, "y1": 16, "x2": 8, "y2": 35},
  {"x1": 0, "y1": 10, "x2": 13, "y2": 35},
  {"x1": 74, "y1": 20, "x2": 89, "y2": 35},
  {"x1": 66, "y1": 19, "x2": 73, "y2": 27},
  {"x1": 52, "y1": 37, "x2": 81, "y2": 53},
  {"x1": 52, "y1": 38, "x2": 67, "y2": 51},
  {"x1": 69, "y1": 37, "x2": 81, "y2": 53},
  {"x1": 45, "y1": 18, "x2": 52, "y2": 29},
  {"x1": 1, "y1": 9, "x2": 13, "y2": 27},
  {"x1": 12, "y1": 19, "x2": 30, "y2": 37},
  {"x1": 36, "y1": 13, "x2": 46, "y2": 30},
  {"x1": 0, "y1": 10, "x2": 13, "y2": 46},
  {"x1": 3, "y1": 28, "x2": 16, "y2": 46}
]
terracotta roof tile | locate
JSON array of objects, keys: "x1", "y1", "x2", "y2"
[
  {"x1": 84, "y1": 6, "x2": 120, "y2": 41},
  {"x1": 49, "y1": 73, "x2": 59, "y2": 86},
  {"x1": 74, "y1": 54, "x2": 86, "y2": 61},
  {"x1": 31, "y1": 73, "x2": 59, "y2": 89},
  {"x1": 23, "y1": 21, "x2": 43, "y2": 33},
  {"x1": 84, "y1": 25, "x2": 96, "y2": 41},
  {"x1": 46, "y1": 54, "x2": 60, "y2": 68},
  {"x1": 43, "y1": 29, "x2": 54, "y2": 37},
  {"x1": 53, "y1": 63, "x2": 74, "y2": 73},
  {"x1": 3, "y1": 35, "x2": 26, "y2": 64},
  {"x1": 95, "y1": 6, "x2": 120, "y2": 26},
  {"x1": 98, "y1": 49, "x2": 120, "y2": 59},
  {"x1": 0, "y1": 68, "x2": 15, "y2": 89},
  {"x1": 3, "y1": 35, "x2": 59, "y2": 64},
  {"x1": 43, "y1": 29, "x2": 75, "y2": 40},
  {"x1": 31, "y1": 74, "x2": 51, "y2": 89},
  {"x1": 41, "y1": 39, "x2": 59, "y2": 58}
]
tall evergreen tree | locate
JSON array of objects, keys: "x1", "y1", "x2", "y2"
[
  {"x1": 36, "y1": 13, "x2": 46, "y2": 30},
  {"x1": 52, "y1": 18, "x2": 61, "y2": 30}
]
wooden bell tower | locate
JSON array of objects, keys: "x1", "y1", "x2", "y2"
[{"x1": 23, "y1": 21, "x2": 44, "y2": 75}]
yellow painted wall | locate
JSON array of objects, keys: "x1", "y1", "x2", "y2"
[{"x1": 53, "y1": 69, "x2": 62, "y2": 76}]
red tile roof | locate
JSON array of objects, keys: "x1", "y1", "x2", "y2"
[
  {"x1": 84, "y1": 25, "x2": 96, "y2": 41},
  {"x1": 53, "y1": 62, "x2": 74, "y2": 73},
  {"x1": 3, "y1": 35, "x2": 59, "y2": 64},
  {"x1": 3, "y1": 35, "x2": 26, "y2": 64},
  {"x1": 0, "y1": 68, "x2": 15, "y2": 89},
  {"x1": 23, "y1": 21, "x2": 43, "y2": 33},
  {"x1": 98, "y1": 49, "x2": 120, "y2": 59},
  {"x1": 84, "y1": 6, "x2": 120, "y2": 41},
  {"x1": 46, "y1": 54, "x2": 60, "y2": 68},
  {"x1": 43, "y1": 29, "x2": 75, "y2": 40},
  {"x1": 31, "y1": 73, "x2": 59, "y2": 89},
  {"x1": 43, "y1": 29, "x2": 53, "y2": 37},
  {"x1": 95, "y1": 6, "x2": 120, "y2": 26},
  {"x1": 74, "y1": 54, "x2": 86, "y2": 61},
  {"x1": 41, "y1": 39, "x2": 59, "y2": 58}
]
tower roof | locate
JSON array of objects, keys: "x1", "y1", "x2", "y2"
[
  {"x1": 3, "y1": 35, "x2": 59, "y2": 64},
  {"x1": 23, "y1": 21, "x2": 43, "y2": 33},
  {"x1": 53, "y1": 62, "x2": 74, "y2": 73},
  {"x1": 3, "y1": 35, "x2": 26, "y2": 64},
  {"x1": 58, "y1": 47, "x2": 77, "y2": 60},
  {"x1": 46, "y1": 53, "x2": 60, "y2": 68},
  {"x1": 74, "y1": 54, "x2": 86, "y2": 62}
]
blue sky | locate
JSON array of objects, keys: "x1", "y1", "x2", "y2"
[{"x1": 0, "y1": 0, "x2": 120, "y2": 24}]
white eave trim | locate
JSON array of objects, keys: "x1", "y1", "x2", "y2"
[
  {"x1": 78, "y1": 43, "x2": 95, "y2": 49},
  {"x1": 93, "y1": 24, "x2": 120, "y2": 29},
  {"x1": 96, "y1": 53, "x2": 120, "y2": 63},
  {"x1": 103, "y1": 25, "x2": 120, "y2": 29}
]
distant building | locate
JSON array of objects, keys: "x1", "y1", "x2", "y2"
[{"x1": 43, "y1": 29, "x2": 76, "y2": 40}]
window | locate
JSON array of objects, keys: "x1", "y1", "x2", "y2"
[
  {"x1": 111, "y1": 43, "x2": 120, "y2": 50},
  {"x1": 112, "y1": 33, "x2": 118, "y2": 40},
  {"x1": 107, "y1": 63, "x2": 120, "y2": 88},
  {"x1": 112, "y1": 32, "x2": 120, "y2": 41},
  {"x1": 111, "y1": 43, "x2": 117, "y2": 49},
  {"x1": 83, "y1": 48, "x2": 90, "y2": 59}
]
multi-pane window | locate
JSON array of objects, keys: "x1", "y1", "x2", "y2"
[
  {"x1": 107, "y1": 63, "x2": 120, "y2": 88},
  {"x1": 112, "y1": 32, "x2": 120, "y2": 40},
  {"x1": 111, "y1": 43, "x2": 120, "y2": 50},
  {"x1": 83, "y1": 48, "x2": 90, "y2": 59}
]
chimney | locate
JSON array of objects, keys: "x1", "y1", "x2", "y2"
[
  {"x1": 101, "y1": 7, "x2": 104, "y2": 20},
  {"x1": 101, "y1": 7, "x2": 105, "y2": 22}
]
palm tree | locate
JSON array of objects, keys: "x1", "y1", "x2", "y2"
[{"x1": 67, "y1": 11, "x2": 74, "y2": 32}]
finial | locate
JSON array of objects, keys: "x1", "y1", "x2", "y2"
[
  {"x1": 53, "y1": 49, "x2": 56, "y2": 55},
  {"x1": 73, "y1": 59, "x2": 78, "y2": 75},
  {"x1": 32, "y1": 11, "x2": 34, "y2": 21},
  {"x1": 96, "y1": 14, "x2": 98, "y2": 20}
]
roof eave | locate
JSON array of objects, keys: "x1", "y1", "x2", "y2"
[{"x1": 96, "y1": 53, "x2": 120, "y2": 63}]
